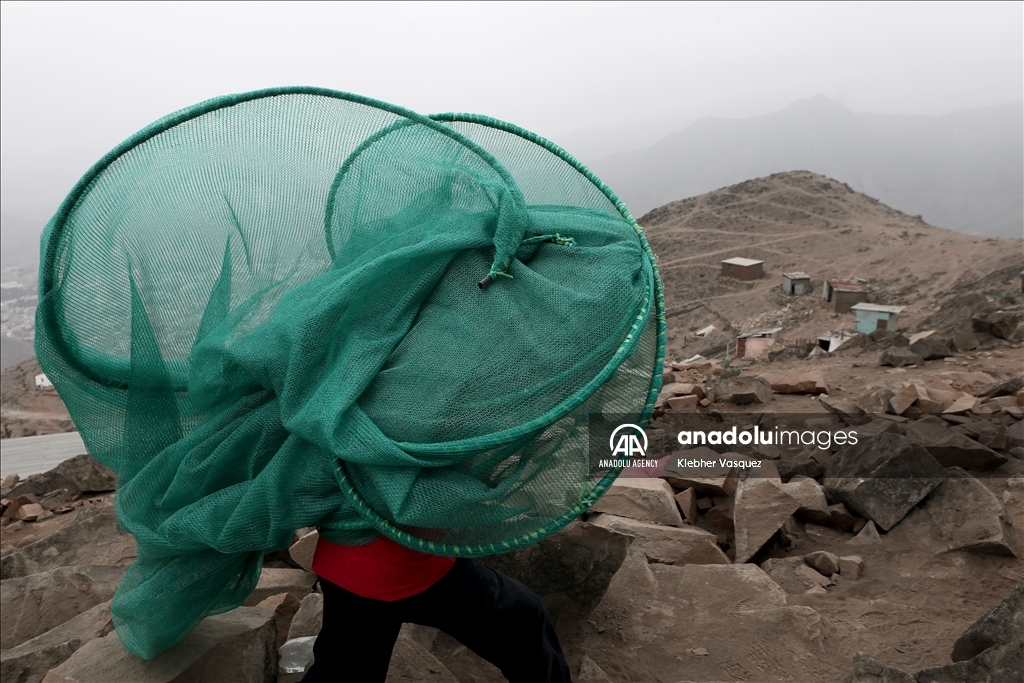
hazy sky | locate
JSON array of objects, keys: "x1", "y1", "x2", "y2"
[{"x1": 2, "y1": 1, "x2": 1021, "y2": 220}]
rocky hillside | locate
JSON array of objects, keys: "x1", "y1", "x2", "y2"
[{"x1": 640, "y1": 170, "x2": 1023, "y2": 361}]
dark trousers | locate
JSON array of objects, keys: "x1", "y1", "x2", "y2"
[{"x1": 301, "y1": 558, "x2": 570, "y2": 683}]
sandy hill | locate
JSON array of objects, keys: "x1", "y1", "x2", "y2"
[{"x1": 640, "y1": 171, "x2": 1024, "y2": 361}]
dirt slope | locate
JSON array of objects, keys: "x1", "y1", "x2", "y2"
[{"x1": 641, "y1": 170, "x2": 1023, "y2": 361}]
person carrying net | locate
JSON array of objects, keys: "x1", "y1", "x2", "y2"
[{"x1": 35, "y1": 88, "x2": 665, "y2": 680}]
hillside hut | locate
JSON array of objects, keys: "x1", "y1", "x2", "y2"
[
  {"x1": 782, "y1": 272, "x2": 811, "y2": 295},
  {"x1": 736, "y1": 327, "x2": 782, "y2": 359},
  {"x1": 822, "y1": 279, "x2": 869, "y2": 313},
  {"x1": 851, "y1": 303, "x2": 904, "y2": 334},
  {"x1": 721, "y1": 257, "x2": 764, "y2": 281}
]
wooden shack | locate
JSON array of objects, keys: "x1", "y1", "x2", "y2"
[
  {"x1": 782, "y1": 272, "x2": 811, "y2": 295},
  {"x1": 822, "y1": 279, "x2": 869, "y2": 313},
  {"x1": 736, "y1": 327, "x2": 782, "y2": 359},
  {"x1": 852, "y1": 303, "x2": 904, "y2": 334},
  {"x1": 721, "y1": 257, "x2": 764, "y2": 281}
]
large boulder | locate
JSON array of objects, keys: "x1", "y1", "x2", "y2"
[
  {"x1": 770, "y1": 372, "x2": 830, "y2": 395},
  {"x1": 922, "y1": 468, "x2": 1022, "y2": 557},
  {"x1": 661, "y1": 449, "x2": 735, "y2": 495},
  {"x1": 52, "y1": 456, "x2": 117, "y2": 494},
  {"x1": 1, "y1": 510, "x2": 136, "y2": 579},
  {"x1": 286, "y1": 593, "x2": 323, "y2": 640},
  {"x1": 587, "y1": 513, "x2": 728, "y2": 566},
  {"x1": 477, "y1": 521, "x2": 631, "y2": 642},
  {"x1": 1, "y1": 565, "x2": 127, "y2": 650},
  {"x1": 587, "y1": 563, "x2": 830, "y2": 683},
  {"x1": 712, "y1": 375, "x2": 772, "y2": 405},
  {"x1": 972, "y1": 310, "x2": 1019, "y2": 340},
  {"x1": 950, "y1": 579, "x2": 1024, "y2": 666},
  {"x1": 40, "y1": 606, "x2": 276, "y2": 683},
  {"x1": 589, "y1": 478, "x2": 683, "y2": 527},
  {"x1": 733, "y1": 477, "x2": 801, "y2": 563},
  {"x1": 0, "y1": 600, "x2": 113, "y2": 683},
  {"x1": 879, "y1": 348, "x2": 922, "y2": 368},
  {"x1": 903, "y1": 420, "x2": 1007, "y2": 471},
  {"x1": 824, "y1": 434, "x2": 944, "y2": 531},
  {"x1": 908, "y1": 335, "x2": 951, "y2": 360}
]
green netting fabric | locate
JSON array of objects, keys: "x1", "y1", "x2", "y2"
[{"x1": 35, "y1": 87, "x2": 665, "y2": 659}]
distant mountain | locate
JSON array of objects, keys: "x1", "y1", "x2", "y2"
[
  {"x1": 587, "y1": 97, "x2": 1023, "y2": 238},
  {"x1": 1, "y1": 213, "x2": 46, "y2": 268}
]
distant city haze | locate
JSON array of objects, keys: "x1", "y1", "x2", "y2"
[{"x1": 2, "y1": 2, "x2": 1022, "y2": 238}]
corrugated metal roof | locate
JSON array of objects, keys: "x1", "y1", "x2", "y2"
[
  {"x1": 851, "y1": 303, "x2": 905, "y2": 314},
  {"x1": 782, "y1": 272, "x2": 810, "y2": 279},
  {"x1": 737, "y1": 327, "x2": 783, "y2": 338},
  {"x1": 722, "y1": 257, "x2": 763, "y2": 267}
]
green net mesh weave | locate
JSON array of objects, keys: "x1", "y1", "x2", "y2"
[{"x1": 35, "y1": 87, "x2": 666, "y2": 658}]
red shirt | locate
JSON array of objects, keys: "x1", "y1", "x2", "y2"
[{"x1": 311, "y1": 535, "x2": 456, "y2": 601}]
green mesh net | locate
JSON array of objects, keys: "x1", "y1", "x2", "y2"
[{"x1": 35, "y1": 87, "x2": 665, "y2": 659}]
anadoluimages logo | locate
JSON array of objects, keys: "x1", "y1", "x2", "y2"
[{"x1": 609, "y1": 423, "x2": 648, "y2": 458}]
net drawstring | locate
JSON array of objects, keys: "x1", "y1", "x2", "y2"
[{"x1": 478, "y1": 233, "x2": 576, "y2": 289}]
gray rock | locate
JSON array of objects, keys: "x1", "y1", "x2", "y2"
[
  {"x1": 712, "y1": 375, "x2": 772, "y2": 405},
  {"x1": 577, "y1": 655, "x2": 613, "y2": 683},
  {"x1": 848, "y1": 521, "x2": 881, "y2": 546},
  {"x1": 838, "y1": 555, "x2": 864, "y2": 579},
  {"x1": 777, "y1": 454, "x2": 823, "y2": 482},
  {"x1": 53, "y1": 456, "x2": 117, "y2": 494},
  {"x1": 770, "y1": 372, "x2": 830, "y2": 395},
  {"x1": 908, "y1": 336, "x2": 951, "y2": 360},
  {"x1": 804, "y1": 551, "x2": 840, "y2": 577},
  {"x1": 978, "y1": 376, "x2": 1024, "y2": 398},
  {"x1": 951, "y1": 578, "x2": 1023, "y2": 662},
  {"x1": 914, "y1": 640, "x2": 1023, "y2": 683},
  {"x1": 674, "y1": 488, "x2": 698, "y2": 523},
  {"x1": 589, "y1": 562, "x2": 829, "y2": 683},
  {"x1": 972, "y1": 310, "x2": 1019, "y2": 340},
  {"x1": 478, "y1": 521, "x2": 631, "y2": 642},
  {"x1": 1, "y1": 565, "x2": 127, "y2": 650},
  {"x1": 733, "y1": 477, "x2": 801, "y2": 563},
  {"x1": 0, "y1": 601, "x2": 113, "y2": 683},
  {"x1": 760, "y1": 557, "x2": 831, "y2": 595},
  {"x1": 819, "y1": 396, "x2": 866, "y2": 421},
  {"x1": 41, "y1": 606, "x2": 276, "y2": 683},
  {"x1": 851, "y1": 652, "x2": 915, "y2": 683},
  {"x1": 951, "y1": 328, "x2": 979, "y2": 352},
  {"x1": 286, "y1": 593, "x2": 323, "y2": 640},
  {"x1": 1, "y1": 510, "x2": 136, "y2": 580},
  {"x1": 1007, "y1": 420, "x2": 1024, "y2": 450},
  {"x1": 780, "y1": 477, "x2": 831, "y2": 525},
  {"x1": 661, "y1": 449, "x2": 736, "y2": 495},
  {"x1": 385, "y1": 635, "x2": 459, "y2": 683},
  {"x1": 923, "y1": 468, "x2": 1022, "y2": 557},
  {"x1": 7, "y1": 472, "x2": 77, "y2": 502},
  {"x1": 825, "y1": 434, "x2": 944, "y2": 531},
  {"x1": 903, "y1": 420, "x2": 1007, "y2": 471},
  {"x1": 589, "y1": 478, "x2": 684, "y2": 527},
  {"x1": 585, "y1": 514, "x2": 727, "y2": 566},
  {"x1": 243, "y1": 568, "x2": 316, "y2": 607},
  {"x1": 857, "y1": 387, "x2": 896, "y2": 415},
  {"x1": 288, "y1": 530, "x2": 317, "y2": 574},
  {"x1": 255, "y1": 592, "x2": 300, "y2": 654},
  {"x1": 879, "y1": 348, "x2": 923, "y2": 368}
]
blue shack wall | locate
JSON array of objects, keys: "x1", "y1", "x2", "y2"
[{"x1": 854, "y1": 311, "x2": 897, "y2": 334}]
